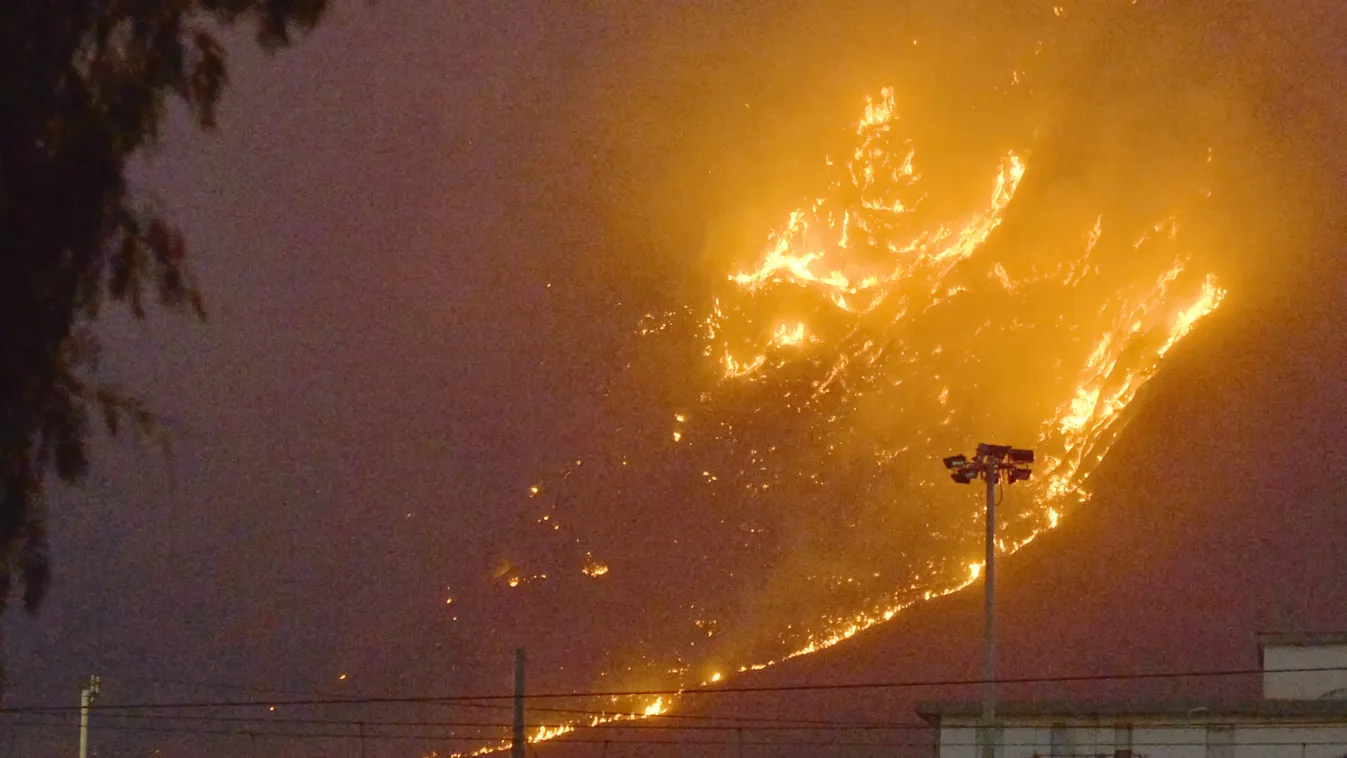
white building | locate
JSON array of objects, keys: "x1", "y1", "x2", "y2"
[{"x1": 917, "y1": 632, "x2": 1347, "y2": 758}]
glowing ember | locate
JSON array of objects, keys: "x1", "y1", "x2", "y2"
[{"x1": 582, "y1": 554, "x2": 609, "y2": 577}]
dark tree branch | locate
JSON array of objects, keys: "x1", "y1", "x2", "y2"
[{"x1": 0, "y1": 0, "x2": 329, "y2": 617}]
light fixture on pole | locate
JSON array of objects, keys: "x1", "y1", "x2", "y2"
[{"x1": 943, "y1": 443, "x2": 1033, "y2": 758}]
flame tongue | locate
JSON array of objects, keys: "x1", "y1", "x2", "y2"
[{"x1": 701, "y1": 86, "x2": 1224, "y2": 661}]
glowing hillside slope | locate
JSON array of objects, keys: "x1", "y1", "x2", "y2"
[{"x1": 469, "y1": 86, "x2": 1224, "y2": 741}]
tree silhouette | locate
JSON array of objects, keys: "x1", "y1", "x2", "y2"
[{"x1": 0, "y1": 0, "x2": 328, "y2": 615}]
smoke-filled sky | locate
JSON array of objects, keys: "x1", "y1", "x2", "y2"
[{"x1": 5, "y1": 2, "x2": 1347, "y2": 757}]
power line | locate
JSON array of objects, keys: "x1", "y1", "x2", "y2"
[
  {"x1": 11, "y1": 718, "x2": 1347, "y2": 750},
  {"x1": 60, "y1": 700, "x2": 901, "y2": 730},
  {"x1": 24, "y1": 708, "x2": 1347, "y2": 736},
  {"x1": 3, "y1": 719, "x2": 504, "y2": 742},
  {"x1": 1, "y1": 715, "x2": 915, "y2": 746},
  {"x1": 107, "y1": 674, "x2": 887, "y2": 727},
  {"x1": 97, "y1": 673, "x2": 915, "y2": 732},
  {"x1": 5, "y1": 664, "x2": 1332, "y2": 715},
  {"x1": 13, "y1": 709, "x2": 915, "y2": 732}
]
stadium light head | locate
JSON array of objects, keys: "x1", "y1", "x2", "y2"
[
  {"x1": 1009, "y1": 467, "x2": 1032, "y2": 483},
  {"x1": 977, "y1": 443, "x2": 1012, "y2": 460},
  {"x1": 1009, "y1": 448, "x2": 1034, "y2": 464},
  {"x1": 943, "y1": 454, "x2": 968, "y2": 470},
  {"x1": 950, "y1": 469, "x2": 976, "y2": 484}
]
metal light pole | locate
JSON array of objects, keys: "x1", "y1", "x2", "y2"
[
  {"x1": 78, "y1": 675, "x2": 100, "y2": 758},
  {"x1": 982, "y1": 452, "x2": 997, "y2": 758},
  {"x1": 943, "y1": 444, "x2": 1033, "y2": 758}
]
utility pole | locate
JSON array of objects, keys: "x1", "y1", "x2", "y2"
[
  {"x1": 943, "y1": 444, "x2": 1034, "y2": 758},
  {"x1": 511, "y1": 649, "x2": 526, "y2": 758},
  {"x1": 78, "y1": 675, "x2": 100, "y2": 758},
  {"x1": 982, "y1": 453, "x2": 998, "y2": 758}
]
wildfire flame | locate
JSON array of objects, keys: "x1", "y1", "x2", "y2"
[
  {"x1": 451, "y1": 82, "x2": 1225, "y2": 756},
  {"x1": 694, "y1": 86, "x2": 1223, "y2": 663},
  {"x1": 445, "y1": 696, "x2": 675, "y2": 758}
]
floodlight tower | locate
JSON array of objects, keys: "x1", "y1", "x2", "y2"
[{"x1": 942, "y1": 444, "x2": 1033, "y2": 758}]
